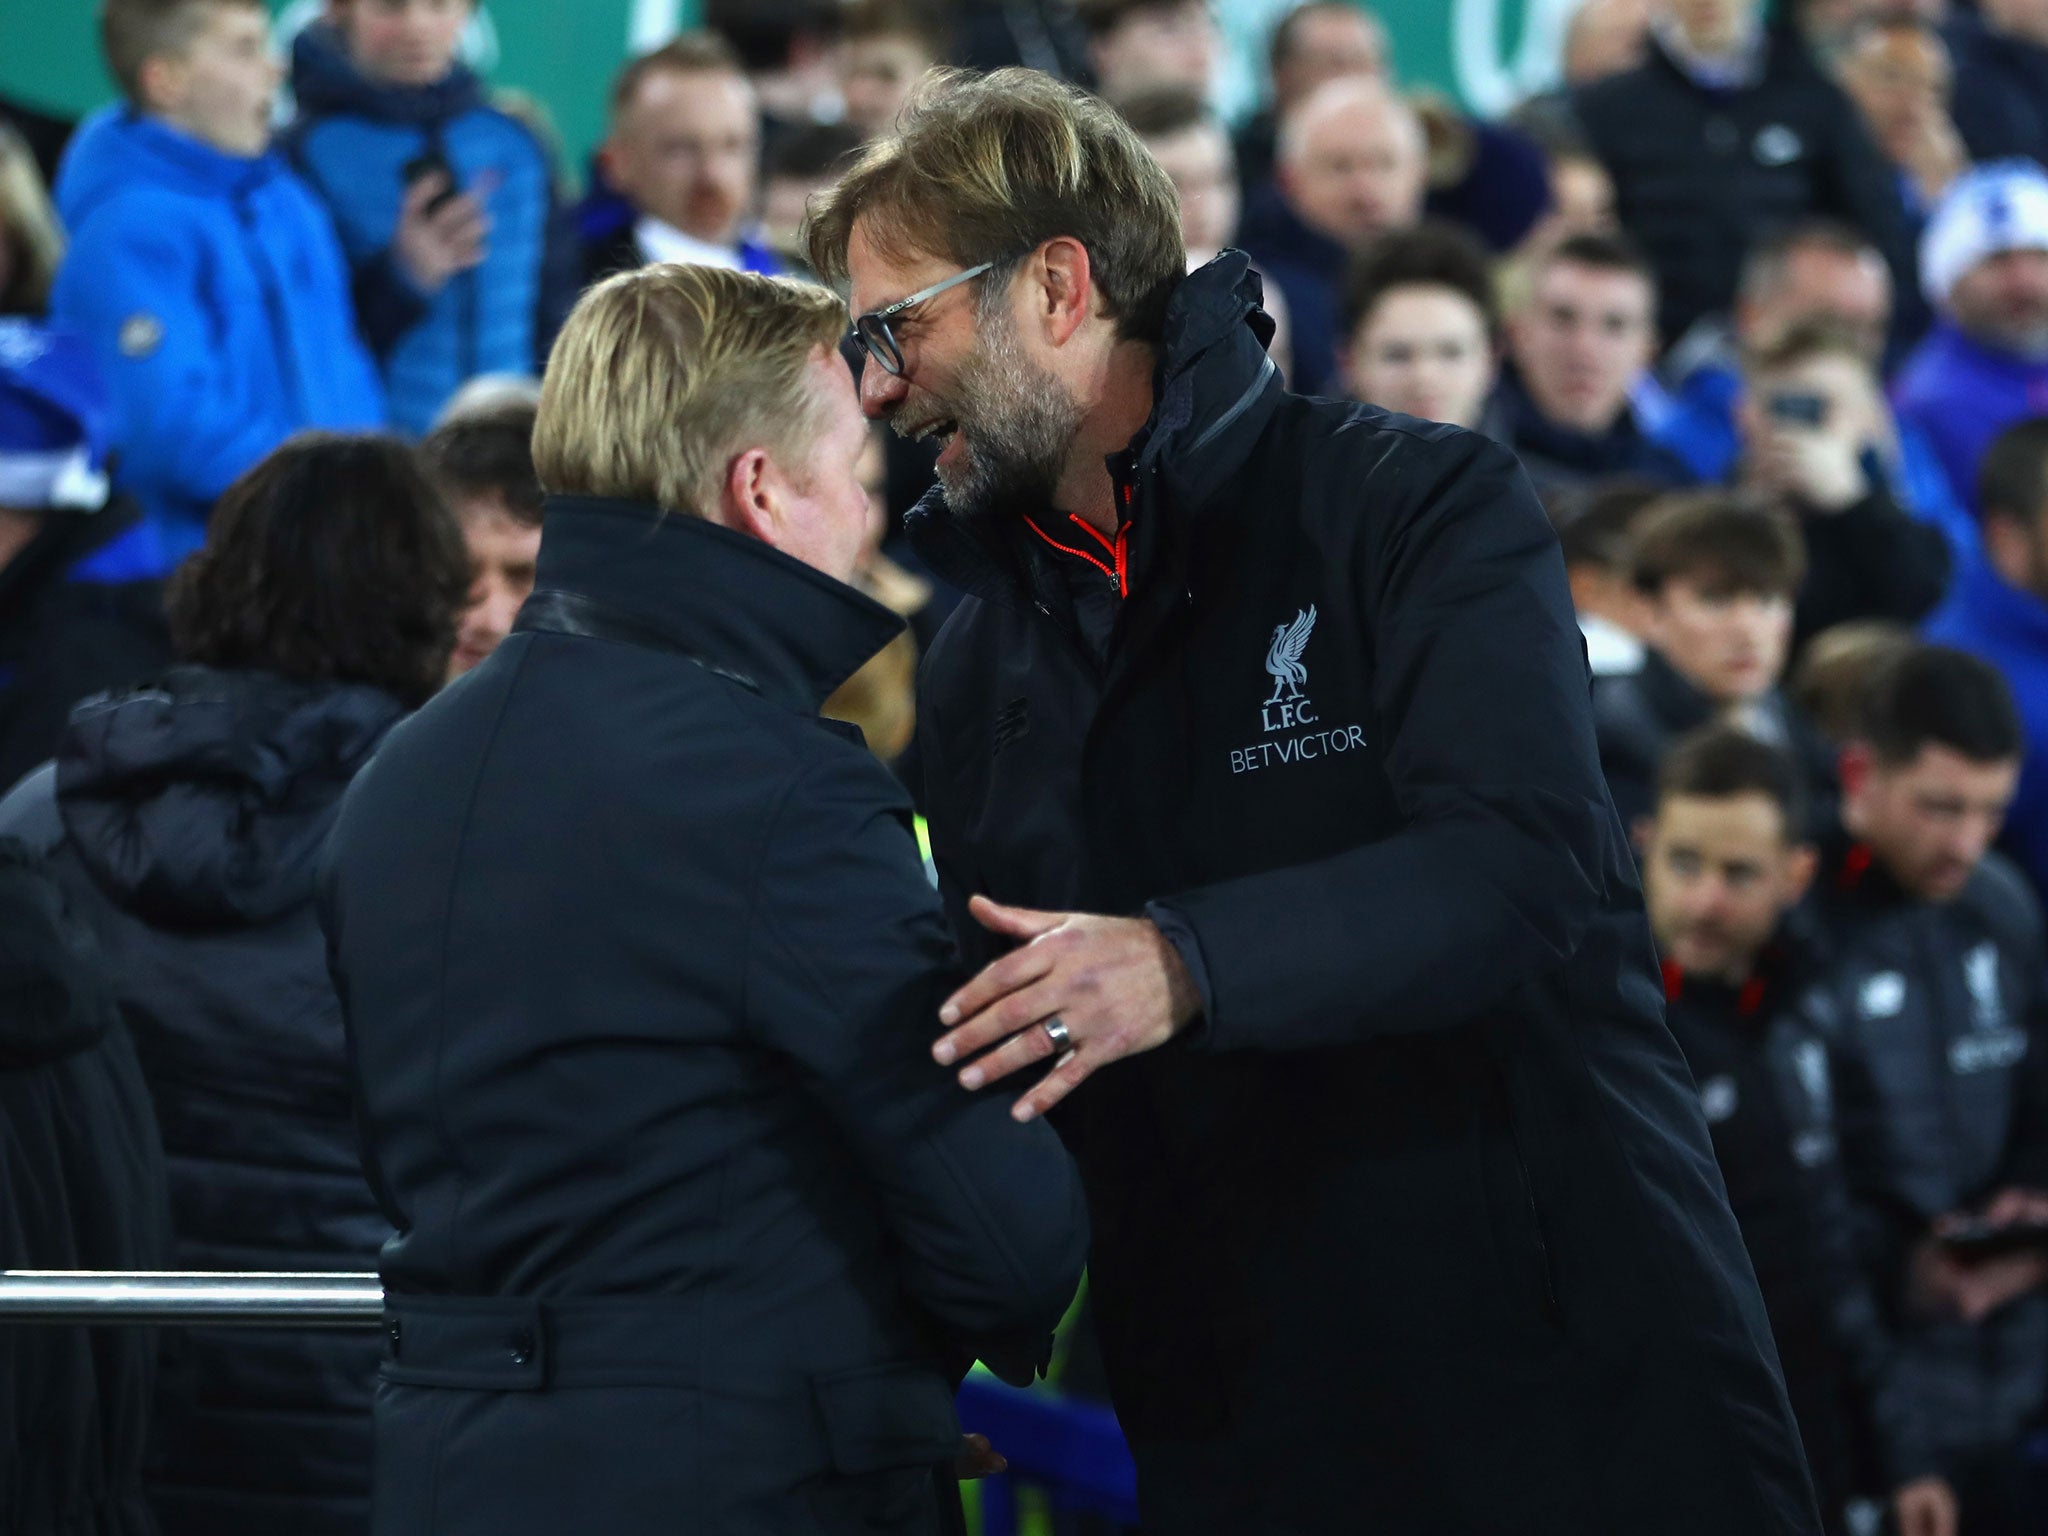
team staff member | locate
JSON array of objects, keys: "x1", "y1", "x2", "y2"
[
  {"x1": 810, "y1": 67, "x2": 1819, "y2": 1535},
  {"x1": 319, "y1": 264, "x2": 1087, "y2": 1536}
]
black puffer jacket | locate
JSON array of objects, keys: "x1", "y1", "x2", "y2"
[
  {"x1": 1573, "y1": 27, "x2": 1908, "y2": 348},
  {"x1": 0, "y1": 667, "x2": 404, "y2": 1536},
  {"x1": 1808, "y1": 841, "x2": 2048, "y2": 1468},
  {"x1": 0, "y1": 838, "x2": 169, "y2": 1536}
]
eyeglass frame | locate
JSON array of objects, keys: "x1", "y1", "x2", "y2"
[{"x1": 847, "y1": 260, "x2": 1001, "y2": 378}]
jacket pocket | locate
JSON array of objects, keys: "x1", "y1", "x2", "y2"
[{"x1": 810, "y1": 1362, "x2": 962, "y2": 1475}]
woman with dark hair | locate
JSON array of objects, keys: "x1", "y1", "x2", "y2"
[{"x1": 0, "y1": 433, "x2": 471, "y2": 1536}]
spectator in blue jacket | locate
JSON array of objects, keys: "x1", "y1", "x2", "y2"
[
  {"x1": 1925, "y1": 418, "x2": 2048, "y2": 907},
  {"x1": 286, "y1": 0, "x2": 577, "y2": 438},
  {"x1": 1894, "y1": 161, "x2": 2048, "y2": 519},
  {"x1": 50, "y1": 0, "x2": 384, "y2": 559}
]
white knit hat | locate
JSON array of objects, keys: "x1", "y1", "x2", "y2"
[{"x1": 1921, "y1": 159, "x2": 2048, "y2": 307}]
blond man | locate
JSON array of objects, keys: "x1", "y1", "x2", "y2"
[
  {"x1": 810, "y1": 67, "x2": 1822, "y2": 1533},
  {"x1": 319, "y1": 262, "x2": 1086, "y2": 1536}
]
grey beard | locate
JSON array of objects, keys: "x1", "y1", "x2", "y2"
[{"x1": 937, "y1": 306, "x2": 1085, "y2": 523}]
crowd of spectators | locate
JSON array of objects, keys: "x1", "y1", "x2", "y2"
[{"x1": 7, "y1": 0, "x2": 2048, "y2": 1532}]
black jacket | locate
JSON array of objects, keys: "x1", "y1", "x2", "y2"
[
  {"x1": 0, "y1": 500, "x2": 173, "y2": 798},
  {"x1": 1808, "y1": 842, "x2": 2048, "y2": 1467},
  {"x1": 1661, "y1": 941, "x2": 1930, "y2": 1512},
  {"x1": 911, "y1": 252, "x2": 1819, "y2": 1534},
  {"x1": 1573, "y1": 28, "x2": 1909, "y2": 348},
  {"x1": 1591, "y1": 649, "x2": 1840, "y2": 834},
  {"x1": 318, "y1": 503, "x2": 1088, "y2": 1536},
  {"x1": 1942, "y1": 11, "x2": 2048, "y2": 171},
  {"x1": 0, "y1": 838, "x2": 169, "y2": 1536},
  {"x1": 1485, "y1": 366, "x2": 1695, "y2": 502},
  {"x1": 1785, "y1": 483, "x2": 1951, "y2": 649},
  {"x1": 0, "y1": 667, "x2": 403, "y2": 1536}
]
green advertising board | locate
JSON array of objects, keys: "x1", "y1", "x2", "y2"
[{"x1": 0, "y1": 0, "x2": 1578, "y2": 174}]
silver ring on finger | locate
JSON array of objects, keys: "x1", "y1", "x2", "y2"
[{"x1": 1041, "y1": 1016, "x2": 1071, "y2": 1053}]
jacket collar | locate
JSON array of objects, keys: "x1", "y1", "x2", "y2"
[
  {"x1": 529, "y1": 496, "x2": 904, "y2": 716},
  {"x1": 906, "y1": 250, "x2": 1283, "y2": 611},
  {"x1": 290, "y1": 22, "x2": 483, "y2": 127}
]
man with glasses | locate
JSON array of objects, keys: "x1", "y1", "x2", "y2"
[{"x1": 810, "y1": 67, "x2": 1822, "y2": 1536}]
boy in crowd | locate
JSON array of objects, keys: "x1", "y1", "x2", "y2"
[
  {"x1": 1592, "y1": 493, "x2": 1835, "y2": 829},
  {"x1": 1552, "y1": 477, "x2": 1656, "y2": 678},
  {"x1": 1814, "y1": 645, "x2": 2048, "y2": 1536},
  {"x1": 1927, "y1": 418, "x2": 2048, "y2": 904},
  {"x1": 286, "y1": 0, "x2": 577, "y2": 438},
  {"x1": 419, "y1": 398, "x2": 541, "y2": 680},
  {"x1": 1643, "y1": 726, "x2": 1950, "y2": 1536},
  {"x1": 839, "y1": 0, "x2": 946, "y2": 141},
  {"x1": 1339, "y1": 220, "x2": 1499, "y2": 432},
  {"x1": 1737, "y1": 318, "x2": 1952, "y2": 646},
  {"x1": 51, "y1": 0, "x2": 384, "y2": 556}
]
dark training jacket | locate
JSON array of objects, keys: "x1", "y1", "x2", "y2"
[
  {"x1": 0, "y1": 668, "x2": 404, "y2": 1536},
  {"x1": 911, "y1": 251, "x2": 1820, "y2": 1535},
  {"x1": 319, "y1": 503, "x2": 1088, "y2": 1536},
  {"x1": 1809, "y1": 842, "x2": 2048, "y2": 1468}
]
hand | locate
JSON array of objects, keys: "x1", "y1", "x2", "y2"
[
  {"x1": 1752, "y1": 422, "x2": 1868, "y2": 513},
  {"x1": 1893, "y1": 1475, "x2": 1958, "y2": 1536},
  {"x1": 392, "y1": 170, "x2": 493, "y2": 294},
  {"x1": 954, "y1": 1433, "x2": 1006, "y2": 1481},
  {"x1": 1914, "y1": 1202, "x2": 2048, "y2": 1323},
  {"x1": 934, "y1": 897, "x2": 1203, "y2": 1123}
]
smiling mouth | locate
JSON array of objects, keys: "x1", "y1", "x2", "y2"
[{"x1": 903, "y1": 417, "x2": 960, "y2": 449}]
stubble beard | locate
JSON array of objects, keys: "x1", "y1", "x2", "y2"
[{"x1": 935, "y1": 302, "x2": 1086, "y2": 524}]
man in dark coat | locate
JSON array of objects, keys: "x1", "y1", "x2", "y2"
[
  {"x1": 0, "y1": 838, "x2": 168, "y2": 1536},
  {"x1": 319, "y1": 264, "x2": 1088, "y2": 1536},
  {"x1": 811, "y1": 67, "x2": 1820, "y2": 1536},
  {"x1": 0, "y1": 322, "x2": 174, "y2": 796}
]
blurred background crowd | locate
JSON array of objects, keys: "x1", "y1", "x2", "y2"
[{"x1": 6, "y1": 0, "x2": 2048, "y2": 1533}]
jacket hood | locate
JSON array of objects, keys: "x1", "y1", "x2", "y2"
[
  {"x1": 55, "y1": 666, "x2": 405, "y2": 927},
  {"x1": 55, "y1": 105, "x2": 287, "y2": 230},
  {"x1": 290, "y1": 21, "x2": 483, "y2": 126},
  {"x1": 0, "y1": 838, "x2": 118, "y2": 1068}
]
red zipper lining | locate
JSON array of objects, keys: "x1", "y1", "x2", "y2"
[{"x1": 1024, "y1": 500, "x2": 1132, "y2": 598}]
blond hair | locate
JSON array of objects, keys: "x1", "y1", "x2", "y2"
[
  {"x1": 0, "y1": 127, "x2": 62, "y2": 313},
  {"x1": 100, "y1": 0, "x2": 263, "y2": 103},
  {"x1": 805, "y1": 67, "x2": 1184, "y2": 344},
  {"x1": 533, "y1": 263, "x2": 846, "y2": 520}
]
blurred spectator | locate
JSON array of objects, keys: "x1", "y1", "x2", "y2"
[
  {"x1": 1553, "y1": 476, "x2": 1658, "y2": 676},
  {"x1": 1492, "y1": 231, "x2": 1691, "y2": 497},
  {"x1": 1119, "y1": 85, "x2": 1239, "y2": 260},
  {"x1": 584, "y1": 33, "x2": 777, "y2": 286},
  {"x1": 1518, "y1": 136, "x2": 1620, "y2": 252},
  {"x1": 1566, "y1": 0, "x2": 1654, "y2": 84},
  {"x1": 0, "y1": 124, "x2": 63, "y2": 317},
  {"x1": 0, "y1": 837, "x2": 168, "y2": 1536},
  {"x1": 1942, "y1": 0, "x2": 2048, "y2": 171},
  {"x1": 284, "y1": 0, "x2": 576, "y2": 438},
  {"x1": 1339, "y1": 220, "x2": 1499, "y2": 430},
  {"x1": 760, "y1": 121, "x2": 862, "y2": 272},
  {"x1": 50, "y1": 0, "x2": 385, "y2": 559},
  {"x1": 703, "y1": 0, "x2": 845, "y2": 146},
  {"x1": 0, "y1": 433, "x2": 471, "y2": 1536},
  {"x1": 0, "y1": 321, "x2": 173, "y2": 798},
  {"x1": 839, "y1": 0, "x2": 946, "y2": 141},
  {"x1": 1789, "y1": 617, "x2": 1913, "y2": 745},
  {"x1": 1814, "y1": 645, "x2": 2048, "y2": 1536},
  {"x1": 0, "y1": 92, "x2": 75, "y2": 188},
  {"x1": 1894, "y1": 161, "x2": 2048, "y2": 517},
  {"x1": 1642, "y1": 726, "x2": 1948, "y2": 1536},
  {"x1": 1234, "y1": 2, "x2": 1388, "y2": 197},
  {"x1": 1242, "y1": 77, "x2": 1425, "y2": 396},
  {"x1": 421, "y1": 401, "x2": 541, "y2": 681},
  {"x1": 1926, "y1": 418, "x2": 2048, "y2": 904},
  {"x1": 1572, "y1": 0, "x2": 1909, "y2": 353},
  {"x1": 434, "y1": 369, "x2": 540, "y2": 424},
  {"x1": 949, "y1": 0, "x2": 1091, "y2": 80},
  {"x1": 1737, "y1": 318, "x2": 1951, "y2": 644},
  {"x1": 1590, "y1": 493, "x2": 1832, "y2": 830},
  {"x1": 1075, "y1": 0, "x2": 1220, "y2": 101},
  {"x1": 1834, "y1": 18, "x2": 1968, "y2": 227}
]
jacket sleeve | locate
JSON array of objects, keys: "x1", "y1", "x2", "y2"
[
  {"x1": 1794, "y1": 482, "x2": 1952, "y2": 640},
  {"x1": 1168, "y1": 436, "x2": 1622, "y2": 1053},
  {"x1": 349, "y1": 249, "x2": 433, "y2": 361},
  {"x1": 52, "y1": 206, "x2": 309, "y2": 510},
  {"x1": 745, "y1": 747, "x2": 1088, "y2": 1372}
]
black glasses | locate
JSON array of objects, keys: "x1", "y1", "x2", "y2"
[{"x1": 848, "y1": 261, "x2": 997, "y2": 377}]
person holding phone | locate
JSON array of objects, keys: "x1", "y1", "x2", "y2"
[{"x1": 1735, "y1": 316, "x2": 1951, "y2": 645}]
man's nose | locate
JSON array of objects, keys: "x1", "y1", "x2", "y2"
[{"x1": 860, "y1": 358, "x2": 908, "y2": 418}]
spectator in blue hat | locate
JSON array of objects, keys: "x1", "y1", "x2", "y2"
[
  {"x1": 50, "y1": 0, "x2": 386, "y2": 558},
  {"x1": 0, "y1": 320, "x2": 173, "y2": 796},
  {"x1": 1894, "y1": 161, "x2": 2048, "y2": 516}
]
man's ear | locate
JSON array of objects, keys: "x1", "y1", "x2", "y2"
[
  {"x1": 721, "y1": 447, "x2": 782, "y2": 548},
  {"x1": 135, "y1": 53, "x2": 185, "y2": 117},
  {"x1": 1632, "y1": 813, "x2": 1655, "y2": 854},
  {"x1": 1785, "y1": 843, "x2": 1820, "y2": 904},
  {"x1": 1982, "y1": 508, "x2": 2036, "y2": 590},
  {"x1": 1033, "y1": 237, "x2": 1095, "y2": 348},
  {"x1": 1837, "y1": 741, "x2": 1871, "y2": 811}
]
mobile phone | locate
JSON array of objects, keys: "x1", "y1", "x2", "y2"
[
  {"x1": 1765, "y1": 390, "x2": 1829, "y2": 428},
  {"x1": 402, "y1": 148, "x2": 461, "y2": 215},
  {"x1": 1938, "y1": 1216, "x2": 2048, "y2": 1259}
]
